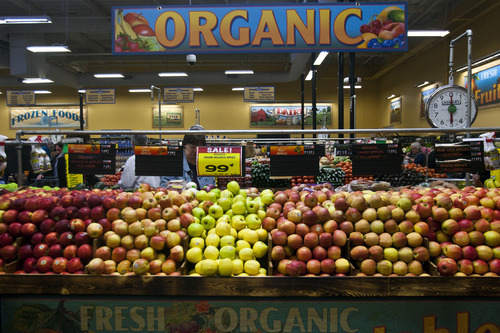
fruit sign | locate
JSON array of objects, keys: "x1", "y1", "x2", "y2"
[
  {"x1": 112, "y1": 3, "x2": 407, "y2": 54},
  {"x1": 2, "y1": 297, "x2": 499, "y2": 332},
  {"x1": 197, "y1": 146, "x2": 242, "y2": 177}
]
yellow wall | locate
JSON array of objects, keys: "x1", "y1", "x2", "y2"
[{"x1": 1, "y1": 5, "x2": 499, "y2": 139}]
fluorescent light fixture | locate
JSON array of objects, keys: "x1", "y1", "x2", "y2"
[
  {"x1": 129, "y1": 88, "x2": 152, "y2": 93},
  {"x1": 94, "y1": 73, "x2": 124, "y2": 78},
  {"x1": 34, "y1": 90, "x2": 52, "y2": 94},
  {"x1": 415, "y1": 81, "x2": 430, "y2": 88},
  {"x1": 343, "y1": 85, "x2": 362, "y2": 89},
  {"x1": 22, "y1": 78, "x2": 54, "y2": 84},
  {"x1": 408, "y1": 30, "x2": 450, "y2": 37},
  {"x1": 193, "y1": 88, "x2": 204, "y2": 92},
  {"x1": 313, "y1": 51, "x2": 329, "y2": 66},
  {"x1": 456, "y1": 51, "x2": 500, "y2": 72},
  {"x1": 0, "y1": 16, "x2": 52, "y2": 24},
  {"x1": 158, "y1": 72, "x2": 188, "y2": 77},
  {"x1": 386, "y1": 94, "x2": 398, "y2": 99},
  {"x1": 225, "y1": 70, "x2": 254, "y2": 75},
  {"x1": 78, "y1": 89, "x2": 86, "y2": 93},
  {"x1": 305, "y1": 70, "x2": 313, "y2": 81},
  {"x1": 27, "y1": 45, "x2": 71, "y2": 53},
  {"x1": 232, "y1": 87, "x2": 244, "y2": 91}
]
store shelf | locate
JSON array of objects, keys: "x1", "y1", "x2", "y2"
[{"x1": 0, "y1": 275, "x2": 498, "y2": 297}]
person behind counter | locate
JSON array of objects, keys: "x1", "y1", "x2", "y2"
[
  {"x1": 160, "y1": 129, "x2": 215, "y2": 189},
  {"x1": 119, "y1": 135, "x2": 161, "y2": 190},
  {"x1": 405, "y1": 142, "x2": 426, "y2": 166},
  {"x1": 36, "y1": 142, "x2": 67, "y2": 188}
]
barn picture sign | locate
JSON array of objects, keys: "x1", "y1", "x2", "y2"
[{"x1": 250, "y1": 103, "x2": 332, "y2": 127}]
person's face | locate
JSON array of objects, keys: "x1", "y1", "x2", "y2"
[
  {"x1": 184, "y1": 143, "x2": 199, "y2": 164},
  {"x1": 55, "y1": 145, "x2": 63, "y2": 154}
]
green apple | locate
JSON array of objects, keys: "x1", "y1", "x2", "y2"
[
  {"x1": 189, "y1": 237, "x2": 205, "y2": 250},
  {"x1": 224, "y1": 209, "x2": 234, "y2": 218},
  {"x1": 244, "y1": 259, "x2": 261, "y2": 276},
  {"x1": 245, "y1": 213, "x2": 262, "y2": 230},
  {"x1": 236, "y1": 240, "x2": 251, "y2": 254},
  {"x1": 195, "y1": 190, "x2": 207, "y2": 202},
  {"x1": 218, "y1": 258, "x2": 234, "y2": 276},
  {"x1": 238, "y1": 190, "x2": 247, "y2": 198},
  {"x1": 203, "y1": 245, "x2": 219, "y2": 260},
  {"x1": 220, "y1": 235, "x2": 235, "y2": 247},
  {"x1": 231, "y1": 200, "x2": 247, "y2": 215},
  {"x1": 252, "y1": 240, "x2": 268, "y2": 258},
  {"x1": 233, "y1": 194, "x2": 247, "y2": 203},
  {"x1": 246, "y1": 200, "x2": 260, "y2": 214},
  {"x1": 226, "y1": 180, "x2": 241, "y2": 195},
  {"x1": 217, "y1": 215, "x2": 231, "y2": 224},
  {"x1": 208, "y1": 204, "x2": 224, "y2": 219},
  {"x1": 231, "y1": 215, "x2": 247, "y2": 231},
  {"x1": 187, "y1": 222, "x2": 204, "y2": 237},
  {"x1": 257, "y1": 209, "x2": 266, "y2": 221},
  {"x1": 186, "y1": 247, "x2": 203, "y2": 263},
  {"x1": 215, "y1": 221, "x2": 232, "y2": 237},
  {"x1": 260, "y1": 191, "x2": 274, "y2": 206},
  {"x1": 200, "y1": 215, "x2": 216, "y2": 230},
  {"x1": 200, "y1": 259, "x2": 218, "y2": 276},
  {"x1": 219, "y1": 245, "x2": 236, "y2": 260},
  {"x1": 255, "y1": 228, "x2": 268, "y2": 242},
  {"x1": 205, "y1": 233, "x2": 220, "y2": 247},
  {"x1": 220, "y1": 189, "x2": 234, "y2": 199},
  {"x1": 192, "y1": 206, "x2": 206, "y2": 220},
  {"x1": 205, "y1": 191, "x2": 219, "y2": 203},
  {"x1": 242, "y1": 229, "x2": 259, "y2": 245},
  {"x1": 217, "y1": 197, "x2": 232, "y2": 212},
  {"x1": 238, "y1": 247, "x2": 254, "y2": 261}
]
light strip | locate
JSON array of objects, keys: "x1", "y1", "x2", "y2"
[
  {"x1": 78, "y1": 89, "x2": 86, "y2": 94},
  {"x1": 27, "y1": 45, "x2": 71, "y2": 53},
  {"x1": 232, "y1": 87, "x2": 244, "y2": 91},
  {"x1": 94, "y1": 73, "x2": 124, "y2": 78},
  {"x1": 386, "y1": 94, "x2": 398, "y2": 99},
  {"x1": 408, "y1": 30, "x2": 450, "y2": 37},
  {"x1": 158, "y1": 72, "x2": 188, "y2": 77},
  {"x1": 225, "y1": 70, "x2": 254, "y2": 75},
  {"x1": 456, "y1": 51, "x2": 500, "y2": 72},
  {"x1": 34, "y1": 90, "x2": 52, "y2": 94},
  {"x1": 0, "y1": 16, "x2": 52, "y2": 24},
  {"x1": 415, "y1": 81, "x2": 430, "y2": 88},
  {"x1": 313, "y1": 51, "x2": 329, "y2": 66},
  {"x1": 129, "y1": 89, "x2": 152, "y2": 93},
  {"x1": 193, "y1": 88, "x2": 204, "y2": 92},
  {"x1": 305, "y1": 70, "x2": 313, "y2": 81},
  {"x1": 22, "y1": 78, "x2": 54, "y2": 84},
  {"x1": 343, "y1": 85, "x2": 362, "y2": 89}
]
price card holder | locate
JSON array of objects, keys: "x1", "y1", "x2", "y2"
[
  {"x1": 351, "y1": 143, "x2": 402, "y2": 176},
  {"x1": 135, "y1": 146, "x2": 183, "y2": 177},
  {"x1": 68, "y1": 144, "x2": 116, "y2": 174},
  {"x1": 435, "y1": 141, "x2": 485, "y2": 174},
  {"x1": 197, "y1": 146, "x2": 243, "y2": 176},
  {"x1": 269, "y1": 145, "x2": 325, "y2": 177}
]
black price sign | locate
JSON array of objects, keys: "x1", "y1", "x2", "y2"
[
  {"x1": 269, "y1": 145, "x2": 325, "y2": 177},
  {"x1": 135, "y1": 146, "x2": 183, "y2": 177},
  {"x1": 68, "y1": 144, "x2": 116, "y2": 175},
  {"x1": 351, "y1": 143, "x2": 402, "y2": 176},
  {"x1": 435, "y1": 141, "x2": 484, "y2": 173}
]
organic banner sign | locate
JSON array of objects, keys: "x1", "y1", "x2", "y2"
[
  {"x1": 389, "y1": 97, "x2": 402, "y2": 125},
  {"x1": 6, "y1": 90, "x2": 36, "y2": 106},
  {"x1": 466, "y1": 63, "x2": 500, "y2": 108},
  {"x1": 152, "y1": 105, "x2": 183, "y2": 127},
  {"x1": 112, "y1": 3, "x2": 407, "y2": 54},
  {"x1": 9, "y1": 107, "x2": 87, "y2": 129},
  {"x1": 85, "y1": 89, "x2": 116, "y2": 104},
  {"x1": 2, "y1": 296, "x2": 499, "y2": 332},
  {"x1": 250, "y1": 103, "x2": 332, "y2": 127}
]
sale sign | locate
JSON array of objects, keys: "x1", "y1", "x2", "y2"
[{"x1": 197, "y1": 146, "x2": 242, "y2": 176}]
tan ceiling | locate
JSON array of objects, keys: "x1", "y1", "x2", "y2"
[{"x1": 0, "y1": 0, "x2": 497, "y2": 89}]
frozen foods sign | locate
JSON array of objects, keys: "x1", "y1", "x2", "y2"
[
  {"x1": 112, "y1": 3, "x2": 407, "y2": 54},
  {"x1": 10, "y1": 107, "x2": 87, "y2": 129}
]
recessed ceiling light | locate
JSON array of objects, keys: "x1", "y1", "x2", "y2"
[
  {"x1": 415, "y1": 81, "x2": 430, "y2": 88},
  {"x1": 386, "y1": 94, "x2": 397, "y2": 99},
  {"x1": 0, "y1": 16, "x2": 52, "y2": 24},
  {"x1": 129, "y1": 88, "x2": 152, "y2": 93},
  {"x1": 193, "y1": 88, "x2": 204, "y2": 92},
  {"x1": 27, "y1": 45, "x2": 71, "y2": 53},
  {"x1": 34, "y1": 90, "x2": 52, "y2": 94},
  {"x1": 78, "y1": 89, "x2": 86, "y2": 93},
  {"x1": 158, "y1": 72, "x2": 188, "y2": 77},
  {"x1": 343, "y1": 85, "x2": 362, "y2": 89},
  {"x1": 225, "y1": 70, "x2": 254, "y2": 75},
  {"x1": 313, "y1": 51, "x2": 329, "y2": 66},
  {"x1": 232, "y1": 87, "x2": 244, "y2": 91},
  {"x1": 22, "y1": 78, "x2": 54, "y2": 84},
  {"x1": 94, "y1": 73, "x2": 124, "y2": 78},
  {"x1": 408, "y1": 30, "x2": 450, "y2": 37}
]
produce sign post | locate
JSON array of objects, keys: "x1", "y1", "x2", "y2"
[
  {"x1": 197, "y1": 146, "x2": 243, "y2": 177},
  {"x1": 68, "y1": 144, "x2": 116, "y2": 175},
  {"x1": 351, "y1": 143, "x2": 403, "y2": 176},
  {"x1": 269, "y1": 145, "x2": 325, "y2": 177},
  {"x1": 135, "y1": 146, "x2": 183, "y2": 177},
  {"x1": 435, "y1": 142, "x2": 485, "y2": 174}
]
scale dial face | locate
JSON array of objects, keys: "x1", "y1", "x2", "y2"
[{"x1": 425, "y1": 85, "x2": 478, "y2": 129}]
